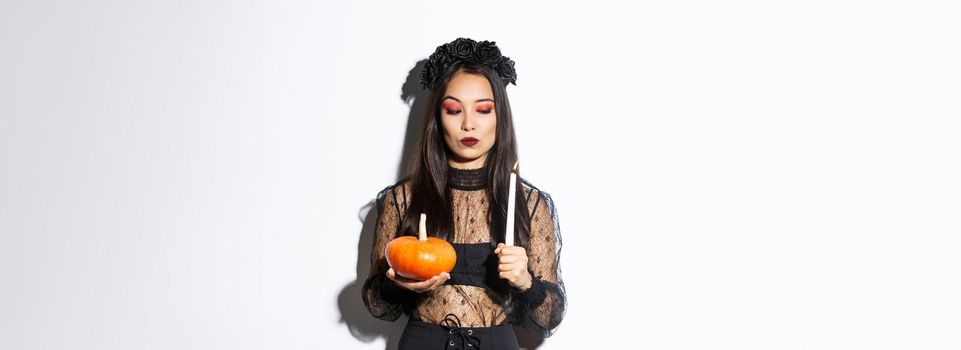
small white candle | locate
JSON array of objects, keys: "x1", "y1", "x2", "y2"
[{"x1": 505, "y1": 162, "x2": 518, "y2": 246}]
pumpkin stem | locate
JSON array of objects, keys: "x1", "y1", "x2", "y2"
[{"x1": 418, "y1": 213, "x2": 427, "y2": 241}]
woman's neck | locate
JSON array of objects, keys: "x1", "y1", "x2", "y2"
[
  {"x1": 447, "y1": 164, "x2": 488, "y2": 190},
  {"x1": 448, "y1": 155, "x2": 487, "y2": 170}
]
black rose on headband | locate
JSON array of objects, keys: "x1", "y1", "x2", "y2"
[
  {"x1": 496, "y1": 56, "x2": 516, "y2": 86},
  {"x1": 475, "y1": 41, "x2": 501, "y2": 64},
  {"x1": 419, "y1": 38, "x2": 518, "y2": 90},
  {"x1": 451, "y1": 38, "x2": 476, "y2": 59}
]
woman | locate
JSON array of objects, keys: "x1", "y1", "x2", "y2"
[{"x1": 362, "y1": 38, "x2": 565, "y2": 350}]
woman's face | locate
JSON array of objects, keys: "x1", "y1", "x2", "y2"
[{"x1": 440, "y1": 71, "x2": 497, "y2": 169}]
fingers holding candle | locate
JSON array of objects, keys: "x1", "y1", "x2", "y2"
[{"x1": 495, "y1": 243, "x2": 532, "y2": 290}]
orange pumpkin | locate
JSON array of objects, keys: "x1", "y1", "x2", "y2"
[{"x1": 386, "y1": 213, "x2": 457, "y2": 281}]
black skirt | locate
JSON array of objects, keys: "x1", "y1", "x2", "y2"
[{"x1": 398, "y1": 318, "x2": 519, "y2": 350}]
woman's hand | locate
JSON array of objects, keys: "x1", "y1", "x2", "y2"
[
  {"x1": 495, "y1": 243, "x2": 533, "y2": 291},
  {"x1": 386, "y1": 268, "x2": 450, "y2": 293}
]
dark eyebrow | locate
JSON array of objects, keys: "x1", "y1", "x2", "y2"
[{"x1": 443, "y1": 96, "x2": 495, "y2": 103}]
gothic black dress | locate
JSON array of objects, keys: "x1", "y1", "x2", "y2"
[{"x1": 362, "y1": 166, "x2": 566, "y2": 349}]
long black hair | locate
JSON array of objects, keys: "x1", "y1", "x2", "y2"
[{"x1": 399, "y1": 61, "x2": 532, "y2": 249}]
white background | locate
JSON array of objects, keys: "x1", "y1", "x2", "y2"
[{"x1": 1, "y1": 1, "x2": 959, "y2": 349}]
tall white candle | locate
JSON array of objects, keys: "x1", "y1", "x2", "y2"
[{"x1": 505, "y1": 162, "x2": 517, "y2": 246}]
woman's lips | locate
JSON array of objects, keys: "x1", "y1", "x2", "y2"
[{"x1": 460, "y1": 137, "x2": 479, "y2": 147}]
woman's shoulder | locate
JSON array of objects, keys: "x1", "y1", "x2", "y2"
[
  {"x1": 519, "y1": 177, "x2": 551, "y2": 198},
  {"x1": 377, "y1": 177, "x2": 412, "y2": 196},
  {"x1": 519, "y1": 177, "x2": 556, "y2": 212},
  {"x1": 375, "y1": 177, "x2": 413, "y2": 212}
]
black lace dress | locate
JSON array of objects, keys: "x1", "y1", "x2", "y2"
[{"x1": 362, "y1": 166, "x2": 567, "y2": 343}]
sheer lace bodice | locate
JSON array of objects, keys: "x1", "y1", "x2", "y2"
[{"x1": 361, "y1": 167, "x2": 566, "y2": 337}]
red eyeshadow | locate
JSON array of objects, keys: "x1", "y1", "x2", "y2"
[{"x1": 442, "y1": 100, "x2": 460, "y2": 110}]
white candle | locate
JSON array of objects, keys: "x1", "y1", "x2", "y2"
[{"x1": 505, "y1": 162, "x2": 517, "y2": 246}]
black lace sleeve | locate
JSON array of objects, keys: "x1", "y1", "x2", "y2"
[
  {"x1": 510, "y1": 184, "x2": 567, "y2": 337},
  {"x1": 361, "y1": 182, "x2": 416, "y2": 321}
]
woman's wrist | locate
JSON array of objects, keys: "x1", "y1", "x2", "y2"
[
  {"x1": 512, "y1": 271, "x2": 537, "y2": 293},
  {"x1": 511, "y1": 273, "x2": 547, "y2": 306},
  {"x1": 516, "y1": 273, "x2": 533, "y2": 291}
]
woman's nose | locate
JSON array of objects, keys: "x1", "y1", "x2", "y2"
[{"x1": 461, "y1": 113, "x2": 476, "y2": 131}]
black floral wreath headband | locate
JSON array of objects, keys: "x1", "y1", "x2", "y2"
[{"x1": 419, "y1": 37, "x2": 517, "y2": 90}]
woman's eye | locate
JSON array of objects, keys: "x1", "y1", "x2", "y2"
[
  {"x1": 477, "y1": 109, "x2": 492, "y2": 114},
  {"x1": 446, "y1": 109, "x2": 462, "y2": 115}
]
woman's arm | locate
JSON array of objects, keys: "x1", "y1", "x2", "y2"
[
  {"x1": 360, "y1": 183, "x2": 416, "y2": 321},
  {"x1": 511, "y1": 187, "x2": 567, "y2": 337}
]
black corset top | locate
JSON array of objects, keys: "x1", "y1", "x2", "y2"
[{"x1": 447, "y1": 242, "x2": 503, "y2": 292}]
